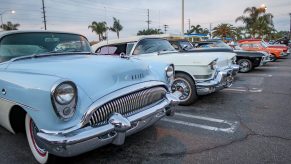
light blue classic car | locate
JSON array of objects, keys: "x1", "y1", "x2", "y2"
[{"x1": 0, "y1": 31, "x2": 180, "y2": 163}]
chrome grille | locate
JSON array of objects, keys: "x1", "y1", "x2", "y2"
[{"x1": 89, "y1": 86, "x2": 167, "y2": 127}]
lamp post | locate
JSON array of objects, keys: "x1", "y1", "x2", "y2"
[
  {"x1": 289, "y1": 13, "x2": 291, "y2": 39},
  {"x1": 0, "y1": 10, "x2": 16, "y2": 30},
  {"x1": 181, "y1": 0, "x2": 184, "y2": 35}
]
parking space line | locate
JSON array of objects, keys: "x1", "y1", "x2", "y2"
[
  {"x1": 161, "y1": 113, "x2": 239, "y2": 133},
  {"x1": 223, "y1": 88, "x2": 247, "y2": 92},
  {"x1": 223, "y1": 88, "x2": 263, "y2": 93},
  {"x1": 239, "y1": 73, "x2": 273, "y2": 77}
]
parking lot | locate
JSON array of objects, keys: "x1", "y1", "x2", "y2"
[{"x1": 1, "y1": 56, "x2": 291, "y2": 164}]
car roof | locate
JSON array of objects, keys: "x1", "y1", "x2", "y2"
[{"x1": 0, "y1": 30, "x2": 88, "y2": 40}]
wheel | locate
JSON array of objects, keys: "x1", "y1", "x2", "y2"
[
  {"x1": 25, "y1": 114, "x2": 57, "y2": 164},
  {"x1": 171, "y1": 73, "x2": 197, "y2": 105},
  {"x1": 237, "y1": 59, "x2": 253, "y2": 73},
  {"x1": 270, "y1": 54, "x2": 277, "y2": 62}
]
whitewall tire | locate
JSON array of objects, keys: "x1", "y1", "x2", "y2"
[{"x1": 25, "y1": 114, "x2": 51, "y2": 164}]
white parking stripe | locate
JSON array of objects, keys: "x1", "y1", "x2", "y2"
[
  {"x1": 223, "y1": 88, "x2": 263, "y2": 93},
  {"x1": 223, "y1": 88, "x2": 247, "y2": 92},
  {"x1": 239, "y1": 73, "x2": 273, "y2": 77},
  {"x1": 175, "y1": 113, "x2": 233, "y2": 124},
  {"x1": 162, "y1": 118, "x2": 238, "y2": 133},
  {"x1": 161, "y1": 113, "x2": 239, "y2": 133}
]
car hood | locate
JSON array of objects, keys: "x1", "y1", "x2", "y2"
[{"x1": 5, "y1": 55, "x2": 157, "y2": 101}]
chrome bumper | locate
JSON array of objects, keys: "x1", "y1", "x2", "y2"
[
  {"x1": 280, "y1": 52, "x2": 290, "y2": 57},
  {"x1": 260, "y1": 56, "x2": 271, "y2": 65},
  {"x1": 196, "y1": 69, "x2": 234, "y2": 95},
  {"x1": 36, "y1": 92, "x2": 180, "y2": 157},
  {"x1": 231, "y1": 64, "x2": 239, "y2": 76}
]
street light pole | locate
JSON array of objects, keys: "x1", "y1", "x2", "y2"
[
  {"x1": 181, "y1": 0, "x2": 184, "y2": 35},
  {"x1": 289, "y1": 13, "x2": 291, "y2": 39}
]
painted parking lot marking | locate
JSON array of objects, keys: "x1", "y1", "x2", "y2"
[
  {"x1": 223, "y1": 87, "x2": 263, "y2": 93},
  {"x1": 239, "y1": 73, "x2": 273, "y2": 77},
  {"x1": 161, "y1": 113, "x2": 239, "y2": 133}
]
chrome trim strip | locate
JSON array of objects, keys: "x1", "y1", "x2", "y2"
[{"x1": 0, "y1": 97, "x2": 36, "y2": 111}]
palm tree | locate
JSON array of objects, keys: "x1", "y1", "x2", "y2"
[
  {"x1": 110, "y1": 17, "x2": 123, "y2": 39},
  {"x1": 137, "y1": 28, "x2": 163, "y2": 35},
  {"x1": 88, "y1": 21, "x2": 107, "y2": 41},
  {"x1": 187, "y1": 24, "x2": 203, "y2": 34},
  {"x1": 233, "y1": 27, "x2": 245, "y2": 40},
  {"x1": 235, "y1": 6, "x2": 274, "y2": 38},
  {"x1": 212, "y1": 23, "x2": 236, "y2": 39},
  {"x1": 0, "y1": 21, "x2": 20, "y2": 31}
]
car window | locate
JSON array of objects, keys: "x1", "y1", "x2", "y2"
[
  {"x1": 0, "y1": 32, "x2": 91, "y2": 62},
  {"x1": 197, "y1": 41, "x2": 231, "y2": 49},
  {"x1": 170, "y1": 42, "x2": 180, "y2": 50},
  {"x1": 240, "y1": 43, "x2": 250, "y2": 48},
  {"x1": 133, "y1": 38, "x2": 175, "y2": 55},
  {"x1": 126, "y1": 42, "x2": 135, "y2": 55},
  {"x1": 252, "y1": 43, "x2": 261, "y2": 48},
  {"x1": 95, "y1": 44, "x2": 127, "y2": 55},
  {"x1": 96, "y1": 46, "x2": 118, "y2": 55},
  {"x1": 179, "y1": 41, "x2": 194, "y2": 49}
]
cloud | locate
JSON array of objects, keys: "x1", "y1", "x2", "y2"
[{"x1": 1, "y1": 0, "x2": 290, "y2": 41}]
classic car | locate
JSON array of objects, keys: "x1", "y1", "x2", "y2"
[
  {"x1": 191, "y1": 40, "x2": 271, "y2": 73},
  {"x1": 0, "y1": 31, "x2": 180, "y2": 163},
  {"x1": 242, "y1": 39, "x2": 290, "y2": 56},
  {"x1": 237, "y1": 39, "x2": 289, "y2": 61},
  {"x1": 92, "y1": 36, "x2": 239, "y2": 105}
]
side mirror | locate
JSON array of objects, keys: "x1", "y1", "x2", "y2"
[{"x1": 120, "y1": 52, "x2": 130, "y2": 59}]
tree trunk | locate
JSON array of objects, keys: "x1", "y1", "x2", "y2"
[
  {"x1": 98, "y1": 34, "x2": 102, "y2": 41},
  {"x1": 117, "y1": 31, "x2": 119, "y2": 39}
]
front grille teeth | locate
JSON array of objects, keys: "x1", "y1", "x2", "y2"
[{"x1": 88, "y1": 87, "x2": 166, "y2": 127}]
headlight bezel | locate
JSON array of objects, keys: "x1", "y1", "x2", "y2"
[
  {"x1": 165, "y1": 64, "x2": 175, "y2": 86},
  {"x1": 208, "y1": 58, "x2": 218, "y2": 70},
  {"x1": 231, "y1": 56, "x2": 237, "y2": 64},
  {"x1": 51, "y1": 81, "x2": 78, "y2": 121}
]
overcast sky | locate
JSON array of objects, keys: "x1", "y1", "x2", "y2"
[{"x1": 1, "y1": 0, "x2": 290, "y2": 41}]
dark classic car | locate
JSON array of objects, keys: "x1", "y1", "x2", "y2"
[{"x1": 186, "y1": 40, "x2": 271, "y2": 73}]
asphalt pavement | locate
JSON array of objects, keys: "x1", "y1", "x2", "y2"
[{"x1": 1, "y1": 56, "x2": 291, "y2": 164}]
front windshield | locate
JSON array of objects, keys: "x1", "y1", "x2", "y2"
[
  {"x1": 261, "y1": 41, "x2": 268, "y2": 48},
  {"x1": 0, "y1": 32, "x2": 91, "y2": 62},
  {"x1": 133, "y1": 38, "x2": 175, "y2": 55},
  {"x1": 179, "y1": 41, "x2": 194, "y2": 49},
  {"x1": 198, "y1": 41, "x2": 232, "y2": 49}
]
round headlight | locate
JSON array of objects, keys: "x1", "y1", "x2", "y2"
[
  {"x1": 54, "y1": 83, "x2": 76, "y2": 105},
  {"x1": 166, "y1": 65, "x2": 174, "y2": 77},
  {"x1": 51, "y1": 81, "x2": 77, "y2": 120}
]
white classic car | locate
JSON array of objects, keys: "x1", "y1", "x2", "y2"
[{"x1": 92, "y1": 36, "x2": 239, "y2": 105}]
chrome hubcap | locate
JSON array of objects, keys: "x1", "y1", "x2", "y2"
[
  {"x1": 239, "y1": 61, "x2": 250, "y2": 72},
  {"x1": 172, "y1": 79, "x2": 191, "y2": 101}
]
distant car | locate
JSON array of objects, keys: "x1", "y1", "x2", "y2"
[
  {"x1": 238, "y1": 39, "x2": 289, "y2": 61},
  {"x1": 92, "y1": 36, "x2": 238, "y2": 105},
  {"x1": 0, "y1": 31, "x2": 180, "y2": 163},
  {"x1": 173, "y1": 39, "x2": 270, "y2": 73}
]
